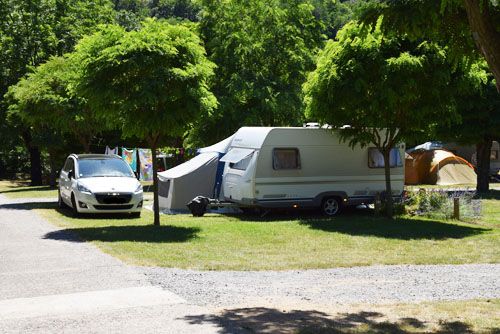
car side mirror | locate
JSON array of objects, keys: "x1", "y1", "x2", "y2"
[{"x1": 68, "y1": 170, "x2": 74, "y2": 179}]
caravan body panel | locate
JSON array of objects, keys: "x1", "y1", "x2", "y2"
[{"x1": 222, "y1": 127, "x2": 405, "y2": 209}]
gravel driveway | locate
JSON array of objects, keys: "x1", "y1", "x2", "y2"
[{"x1": 144, "y1": 264, "x2": 500, "y2": 310}]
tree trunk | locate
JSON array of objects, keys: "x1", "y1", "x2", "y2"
[
  {"x1": 149, "y1": 135, "x2": 161, "y2": 226},
  {"x1": 463, "y1": 0, "x2": 500, "y2": 93},
  {"x1": 382, "y1": 148, "x2": 393, "y2": 218},
  {"x1": 48, "y1": 150, "x2": 57, "y2": 188},
  {"x1": 77, "y1": 135, "x2": 91, "y2": 153},
  {"x1": 29, "y1": 146, "x2": 43, "y2": 186},
  {"x1": 476, "y1": 139, "x2": 492, "y2": 193},
  {"x1": 21, "y1": 130, "x2": 42, "y2": 186}
]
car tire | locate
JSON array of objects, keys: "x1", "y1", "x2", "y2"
[
  {"x1": 58, "y1": 190, "x2": 67, "y2": 209},
  {"x1": 71, "y1": 193, "x2": 79, "y2": 217},
  {"x1": 321, "y1": 197, "x2": 341, "y2": 216},
  {"x1": 131, "y1": 212, "x2": 141, "y2": 218}
]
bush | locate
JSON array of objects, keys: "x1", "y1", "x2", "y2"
[{"x1": 405, "y1": 189, "x2": 481, "y2": 220}]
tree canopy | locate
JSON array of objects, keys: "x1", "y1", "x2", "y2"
[
  {"x1": 6, "y1": 56, "x2": 103, "y2": 153},
  {"x1": 188, "y1": 0, "x2": 325, "y2": 145},
  {"x1": 304, "y1": 20, "x2": 459, "y2": 216},
  {"x1": 74, "y1": 19, "x2": 216, "y2": 225},
  {"x1": 359, "y1": 0, "x2": 500, "y2": 92}
]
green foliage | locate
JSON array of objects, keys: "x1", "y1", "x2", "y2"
[
  {"x1": 406, "y1": 190, "x2": 481, "y2": 220},
  {"x1": 359, "y1": 0, "x2": 477, "y2": 59},
  {"x1": 0, "y1": 0, "x2": 115, "y2": 94},
  {"x1": 311, "y1": 0, "x2": 375, "y2": 39},
  {"x1": 6, "y1": 56, "x2": 104, "y2": 151},
  {"x1": 188, "y1": 0, "x2": 325, "y2": 145},
  {"x1": 358, "y1": 0, "x2": 500, "y2": 92},
  {"x1": 436, "y1": 61, "x2": 500, "y2": 144},
  {"x1": 74, "y1": 19, "x2": 216, "y2": 142},
  {"x1": 304, "y1": 20, "x2": 457, "y2": 149}
]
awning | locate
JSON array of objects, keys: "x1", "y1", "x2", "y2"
[{"x1": 220, "y1": 148, "x2": 254, "y2": 163}]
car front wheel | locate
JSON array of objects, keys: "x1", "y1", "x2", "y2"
[{"x1": 70, "y1": 193, "x2": 79, "y2": 217}]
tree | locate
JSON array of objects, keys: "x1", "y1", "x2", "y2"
[
  {"x1": 6, "y1": 56, "x2": 104, "y2": 153},
  {"x1": 304, "y1": 21, "x2": 458, "y2": 217},
  {"x1": 359, "y1": 0, "x2": 500, "y2": 92},
  {"x1": 311, "y1": 0, "x2": 375, "y2": 39},
  {"x1": 435, "y1": 61, "x2": 500, "y2": 192},
  {"x1": 188, "y1": 0, "x2": 324, "y2": 145},
  {"x1": 74, "y1": 19, "x2": 216, "y2": 226},
  {"x1": 0, "y1": 0, "x2": 115, "y2": 184}
]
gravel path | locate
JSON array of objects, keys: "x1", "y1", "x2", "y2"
[{"x1": 144, "y1": 264, "x2": 500, "y2": 310}]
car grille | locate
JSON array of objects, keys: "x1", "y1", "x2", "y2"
[
  {"x1": 94, "y1": 204, "x2": 134, "y2": 210},
  {"x1": 94, "y1": 193, "x2": 132, "y2": 204}
]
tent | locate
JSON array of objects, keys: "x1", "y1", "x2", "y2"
[
  {"x1": 158, "y1": 136, "x2": 233, "y2": 212},
  {"x1": 405, "y1": 149, "x2": 477, "y2": 185}
]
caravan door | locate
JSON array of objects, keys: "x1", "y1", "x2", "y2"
[{"x1": 221, "y1": 148, "x2": 257, "y2": 202}]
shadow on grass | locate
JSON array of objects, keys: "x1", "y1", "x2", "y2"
[
  {"x1": 299, "y1": 216, "x2": 487, "y2": 240},
  {"x1": 43, "y1": 225, "x2": 200, "y2": 243},
  {"x1": 226, "y1": 206, "x2": 487, "y2": 240},
  {"x1": 0, "y1": 201, "x2": 143, "y2": 220},
  {"x1": 0, "y1": 201, "x2": 58, "y2": 210},
  {"x1": 475, "y1": 189, "x2": 500, "y2": 200},
  {"x1": 181, "y1": 307, "x2": 494, "y2": 334},
  {"x1": 0, "y1": 185, "x2": 55, "y2": 194}
]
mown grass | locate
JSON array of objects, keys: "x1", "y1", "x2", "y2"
[
  {"x1": 26, "y1": 191, "x2": 498, "y2": 270},
  {"x1": 0, "y1": 180, "x2": 57, "y2": 199}
]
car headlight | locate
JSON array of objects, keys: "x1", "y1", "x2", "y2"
[
  {"x1": 134, "y1": 184, "x2": 143, "y2": 193},
  {"x1": 77, "y1": 182, "x2": 92, "y2": 194}
]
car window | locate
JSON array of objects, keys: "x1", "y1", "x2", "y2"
[
  {"x1": 63, "y1": 158, "x2": 71, "y2": 172},
  {"x1": 77, "y1": 159, "x2": 134, "y2": 178},
  {"x1": 63, "y1": 158, "x2": 74, "y2": 173}
]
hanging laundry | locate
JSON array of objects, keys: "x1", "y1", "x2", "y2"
[
  {"x1": 138, "y1": 148, "x2": 153, "y2": 181},
  {"x1": 105, "y1": 146, "x2": 118, "y2": 155},
  {"x1": 122, "y1": 148, "x2": 137, "y2": 171}
]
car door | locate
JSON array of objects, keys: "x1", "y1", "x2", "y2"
[{"x1": 60, "y1": 158, "x2": 74, "y2": 200}]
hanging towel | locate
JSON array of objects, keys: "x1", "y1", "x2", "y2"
[
  {"x1": 105, "y1": 146, "x2": 118, "y2": 155},
  {"x1": 138, "y1": 148, "x2": 153, "y2": 181},
  {"x1": 122, "y1": 148, "x2": 137, "y2": 171}
]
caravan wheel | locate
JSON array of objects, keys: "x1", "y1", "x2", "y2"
[{"x1": 321, "y1": 197, "x2": 341, "y2": 216}]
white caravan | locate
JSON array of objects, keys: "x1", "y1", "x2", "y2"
[{"x1": 220, "y1": 127, "x2": 405, "y2": 215}]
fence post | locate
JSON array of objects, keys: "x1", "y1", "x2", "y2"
[{"x1": 453, "y1": 197, "x2": 460, "y2": 220}]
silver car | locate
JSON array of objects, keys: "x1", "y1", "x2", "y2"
[{"x1": 58, "y1": 154, "x2": 143, "y2": 216}]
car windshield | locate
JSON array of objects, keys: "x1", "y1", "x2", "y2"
[{"x1": 78, "y1": 159, "x2": 134, "y2": 178}]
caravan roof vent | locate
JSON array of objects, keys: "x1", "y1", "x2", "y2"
[{"x1": 303, "y1": 122, "x2": 320, "y2": 128}]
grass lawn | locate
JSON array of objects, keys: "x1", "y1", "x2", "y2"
[
  {"x1": 0, "y1": 180, "x2": 58, "y2": 199},
  {"x1": 28, "y1": 189, "x2": 498, "y2": 270}
]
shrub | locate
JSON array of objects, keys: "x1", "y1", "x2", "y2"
[{"x1": 405, "y1": 189, "x2": 481, "y2": 220}]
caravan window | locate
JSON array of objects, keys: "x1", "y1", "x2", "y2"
[
  {"x1": 368, "y1": 148, "x2": 402, "y2": 168},
  {"x1": 273, "y1": 148, "x2": 300, "y2": 170},
  {"x1": 229, "y1": 152, "x2": 253, "y2": 171}
]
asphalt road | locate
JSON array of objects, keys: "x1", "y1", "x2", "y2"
[{"x1": 0, "y1": 195, "x2": 221, "y2": 334}]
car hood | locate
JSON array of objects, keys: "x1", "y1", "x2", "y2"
[{"x1": 77, "y1": 177, "x2": 140, "y2": 193}]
